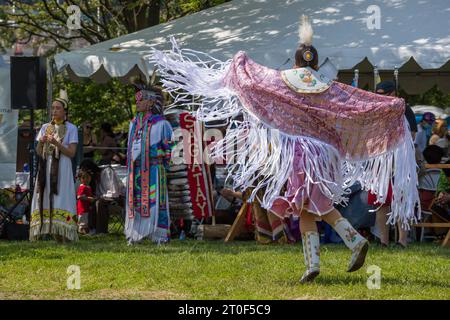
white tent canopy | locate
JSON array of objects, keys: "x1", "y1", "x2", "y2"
[
  {"x1": 0, "y1": 57, "x2": 19, "y2": 188},
  {"x1": 55, "y1": 0, "x2": 450, "y2": 87}
]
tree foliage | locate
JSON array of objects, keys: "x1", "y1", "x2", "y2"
[
  {"x1": 400, "y1": 86, "x2": 450, "y2": 108},
  {"x1": 53, "y1": 75, "x2": 136, "y2": 133},
  {"x1": 2, "y1": 0, "x2": 448, "y2": 132},
  {"x1": 1, "y1": 0, "x2": 231, "y2": 130},
  {"x1": 0, "y1": 0, "x2": 232, "y2": 52}
]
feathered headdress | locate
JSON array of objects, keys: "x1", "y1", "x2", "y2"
[
  {"x1": 54, "y1": 89, "x2": 69, "y2": 110},
  {"x1": 296, "y1": 15, "x2": 316, "y2": 64},
  {"x1": 299, "y1": 15, "x2": 313, "y2": 46},
  {"x1": 130, "y1": 74, "x2": 164, "y2": 114}
]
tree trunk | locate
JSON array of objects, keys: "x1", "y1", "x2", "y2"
[
  {"x1": 146, "y1": 0, "x2": 161, "y2": 28},
  {"x1": 123, "y1": 1, "x2": 160, "y2": 32}
]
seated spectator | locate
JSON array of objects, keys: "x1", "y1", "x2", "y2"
[
  {"x1": 96, "y1": 165, "x2": 125, "y2": 234},
  {"x1": 98, "y1": 123, "x2": 118, "y2": 165},
  {"x1": 415, "y1": 112, "x2": 435, "y2": 153},
  {"x1": 82, "y1": 122, "x2": 97, "y2": 160},
  {"x1": 430, "y1": 160, "x2": 450, "y2": 236},
  {"x1": 78, "y1": 159, "x2": 125, "y2": 235},
  {"x1": 111, "y1": 154, "x2": 122, "y2": 165},
  {"x1": 429, "y1": 119, "x2": 449, "y2": 156},
  {"x1": 418, "y1": 145, "x2": 444, "y2": 211}
]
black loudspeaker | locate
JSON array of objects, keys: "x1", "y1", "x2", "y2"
[{"x1": 10, "y1": 56, "x2": 47, "y2": 109}]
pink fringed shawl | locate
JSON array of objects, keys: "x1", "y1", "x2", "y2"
[
  {"x1": 224, "y1": 52, "x2": 405, "y2": 160},
  {"x1": 151, "y1": 38, "x2": 420, "y2": 227}
]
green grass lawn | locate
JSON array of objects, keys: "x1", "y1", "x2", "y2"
[{"x1": 0, "y1": 235, "x2": 449, "y2": 300}]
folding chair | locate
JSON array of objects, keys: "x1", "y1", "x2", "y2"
[
  {"x1": 415, "y1": 169, "x2": 441, "y2": 243},
  {"x1": 97, "y1": 165, "x2": 126, "y2": 234},
  {"x1": 107, "y1": 197, "x2": 125, "y2": 234},
  {"x1": 413, "y1": 198, "x2": 450, "y2": 247}
]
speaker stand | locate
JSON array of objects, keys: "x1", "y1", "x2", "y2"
[{"x1": 28, "y1": 108, "x2": 36, "y2": 195}]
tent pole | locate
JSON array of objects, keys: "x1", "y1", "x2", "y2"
[
  {"x1": 29, "y1": 107, "x2": 35, "y2": 194},
  {"x1": 373, "y1": 66, "x2": 379, "y2": 92},
  {"x1": 394, "y1": 66, "x2": 399, "y2": 97},
  {"x1": 47, "y1": 58, "x2": 53, "y2": 122}
]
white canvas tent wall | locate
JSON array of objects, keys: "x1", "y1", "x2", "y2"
[
  {"x1": 54, "y1": 0, "x2": 450, "y2": 94},
  {"x1": 0, "y1": 56, "x2": 19, "y2": 188}
]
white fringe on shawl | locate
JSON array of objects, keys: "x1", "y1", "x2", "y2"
[
  {"x1": 150, "y1": 38, "x2": 420, "y2": 228},
  {"x1": 29, "y1": 221, "x2": 79, "y2": 242}
]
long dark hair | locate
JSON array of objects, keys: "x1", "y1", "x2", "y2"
[
  {"x1": 101, "y1": 123, "x2": 115, "y2": 138},
  {"x1": 79, "y1": 159, "x2": 101, "y2": 194}
]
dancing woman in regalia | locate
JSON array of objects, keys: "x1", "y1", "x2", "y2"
[{"x1": 150, "y1": 16, "x2": 420, "y2": 282}]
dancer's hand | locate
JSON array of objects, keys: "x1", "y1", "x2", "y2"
[
  {"x1": 220, "y1": 188, "x2": 242, "y2": 200},
  {"x1": 48, "y1": 136, "x2": 60, "y2": 146},
  {"x1": 220, "y1": 188, "x2": 235, "y2": 199},
  {"x1": 39, "y1": 135, "x2": 48, "y2": 143}
]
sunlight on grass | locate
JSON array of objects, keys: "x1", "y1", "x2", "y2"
[{"x1": 0, "y1": 235, "x2": 449, "y2": 300}]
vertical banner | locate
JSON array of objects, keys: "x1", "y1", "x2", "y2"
[
  {"x1": 0, "y1": 61, "x2": 19, "y2": 188},
  {"x1": 179, "y1": 112, "x2": 214, "y2": 220}
]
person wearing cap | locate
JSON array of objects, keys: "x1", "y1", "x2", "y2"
[
  {"x1": 376, "y1": 81, "x2": 417, "y2": 137},
  {"x1": 370, "y1": 81, "x2": 418, "y2": 248},
  {"x1": 30, "y1": 97, "x2": 79, "y2": 242},
  {"x1": 415, "y1": 112, "x2": 436, "y2": 153}
]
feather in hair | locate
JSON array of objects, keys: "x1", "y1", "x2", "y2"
[{"x1": 299, "y1": 15, "x2": 313, "y2": 46}]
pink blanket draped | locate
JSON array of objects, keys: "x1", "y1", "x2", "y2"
[{"x1": 223, "y1": 51, "x2": 406, "y2": 161}]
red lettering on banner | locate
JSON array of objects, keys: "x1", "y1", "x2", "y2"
[
  {"x1": 184, "y1": 116, "x2": 195, "y2": 129},
  {"x1": 179, "y1": 112, "x2": 214, "y2": 220}
]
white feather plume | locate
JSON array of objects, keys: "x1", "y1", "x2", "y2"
[
  {"x1": 299, "y1": 15, "x2": 313, "y2": 46},
  {"x1": 59, "y1": 89, "x2": 68, "y2": 103}
]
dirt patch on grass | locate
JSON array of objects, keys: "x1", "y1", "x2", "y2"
[
  {"x1": 0, "y1": 289, "x2": 188, "y2": 300},
  {"x1": 291, "y1": 295, "x2": 337, "y2": 300},
  {"x1": 82, "y1": 289, "x2": 188, "y2": 300}
]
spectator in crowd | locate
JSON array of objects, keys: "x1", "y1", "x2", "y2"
[
  {"x1": 415, "y1": 112, "x2": 436, "y2": 153},
  {"x1": 114, "y1": 130, "x2": 128, "y2": 165},
  {"x1": 368, "y1": 81, "x2": 420, "y2": 248},
  {"x1": 76, "y1": 170, "x2": 95, "y2": 234},
  {"x1": 79, "y1": 158, "x2": 124, "y2": 235},
  {"x1": 429, "y1": 119, "x2": 449, "y2": 156},
  {"x1": 82, "y1": 121, "x2": 97, "y2": 160},
  {"x1": 423, "y1": 145, "x2": 445, "y2": 167},
  {"x1": 375, "y1": 81, "x2": 417, "y2": 138},
  {"x1": 98, "y1": 123, "x2": 118, "y2": 165},
  {"x1": 78, "y1": 159, "x2": 102, "y2": 235},
  {"x1": 111, "y1": 154, "x2": 122, "y2": 165},
  {"x1": 418, "y1": 145, "x2": 445, "y2": 211},
  {"x1": 431, "y1": 160, "x2": 450, "y2": 236}
]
